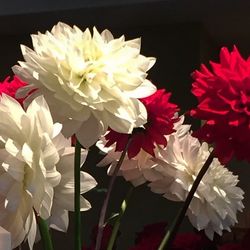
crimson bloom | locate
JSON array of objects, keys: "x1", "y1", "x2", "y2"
[
  {"x1": 105, "y1": 89, "x2": 179, "y2": 158},
  {"x1": 129, "y1": 222, "x2": 167, "y2": 250},
  {"x1": 0, "y1": 75, "x2": 26, "y2": 104},
  {"x1": 82, "y1": 224, "x2": 115, "y2": 250},
  {"x1": 219, "y1": 243, "x2": 246, "y2": 250},
  {"x1": 190, "y1": 46, "x2": 250, "y2": 164},
  {"x1": 219, "y1": 229, "x2": 250, "y2": 250},
  {"x1": 129, "y1": 222, "x2": 211, "y2": 250}
]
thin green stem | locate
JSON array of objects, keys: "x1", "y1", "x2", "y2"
[
  {"x1": 37, "y1": 215, "x2": 54, "y2": 250},
  {"x1": 74, "y1": 139, "x2": 82, "y2": 250},
  {"x1": 158, "y1": 150, "x2": 214, "y2": 250},
  {"x1": 107, "y1": 186, "x2": 134, "y2": 250},
  {"x1": 95, "y1": 137, "x2": 132, "y2": 250}
]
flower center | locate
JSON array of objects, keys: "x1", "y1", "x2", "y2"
[
  {"x1": 232, "y1": 91, "x2": 250, "y2": 116},
  {"x1": 132, "y1": 126, "x2": 146, "y2": 135}
]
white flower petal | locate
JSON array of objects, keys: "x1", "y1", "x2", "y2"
[
  {"x1": 5, "y1": 183, "x2": 22, "y2": 212},
  {"x1": 6, "y1": 213, "x2": 26, "y2": 249},
  {"x1": 41, "y1": 134, "x2": 60, "y2": 171},
  {"x1": 27, "y1": 212, "x2": 37, "y2": 250},
  {"x1": 49, "y1": 207, "x2": 68, "y2": 232},
  {"x1": 0, "y1": 173, "x2": 15, "y2": 196},
  {"x1": 21, "y1": 143, "x2": 33, "y2": 167},
  {"x1": 80, "y1": 197, "x2": 92, "y2": 211},
  {"x1": 52, "y1": 123, "x2": 63, "y2": 138},
  {"x1": 5, "y1": 139, "x2": 22, "y2": 159},
  {"x1": 80, "y1": 172, "x2": 97, "y2": 193},
  {"x1": 125, "y1": 79, "x2": 156, "y2": 98},
  {"x1": 26, "y1": 95, "x2": 54, "y2": 137},
  {"x1": 2, "y1": 156, "x2": 24, "y2": 182},
  {"x1": 0, "y1": 226, "x2": 11, "y2": 250},
  {"x1": 76, "y1": 114, "x2": 104, "y2": 148},
  {"x1": 39, "y1": 185, "x2": 54, "y2": 219},
  {"x1": 54, "y1": 193, "x2": 74, "y2": 211}
]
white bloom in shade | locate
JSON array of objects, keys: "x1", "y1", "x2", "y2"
[
  {"x1": 49, "y1": 143, "x2": 97, "y2": 232},
  {"x1": 149, "y1": 133, "x2": 244, "y2": 240},
  {"x1": 0, "y1": 226, "x2": 11, "y2": 250},
  {"x1": 13, "y1": 22, "x2": 156, "y2": 148},
  {"x1": 97, "y1": 116, "x2": 190, "y2": 186},
  {"x1": 0, "y1": 94, "x2": 96, "y2": 249}
]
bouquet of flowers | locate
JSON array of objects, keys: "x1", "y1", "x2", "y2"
[{"x1": 0, "y1": 22, "x2": 248, "y2": 250}]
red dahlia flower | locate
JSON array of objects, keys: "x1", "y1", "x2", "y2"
[
  {"x1": 105, "y1": 89, "x2": 179, "y2": 158},
  {"x1": 0, "y1": 76, "x2": 26, "y2": 104},
  {"x1": 190, "y1": 46, "x2": 250, "y2": 164},
  {"x1": 219, "y1": 243, "x2": 246, "y2": 250},
  {"x1": 135, "y1": 222, "x2": 167, "y2": 244},
  {"x1": 82, "y1": 224, "x2": 115, "y2": 250},
  {"x1": 129, "y1": 222, "x2": 211, "y2": 250},
  {"x1": 129, "y1": 222, "x2": 167, "y2": 250},
  {"x1": 219, "y1": 229, "x2": 250, "y2": 250}
]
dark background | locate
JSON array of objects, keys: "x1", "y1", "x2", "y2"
[{"x1": 1, "y1": 1, "x2": 250, "y2": 249}]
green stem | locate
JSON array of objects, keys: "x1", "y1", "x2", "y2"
[
  {"x1": 107, "y1": 186, "x2": 134, "y2": 250},
  {"x1": 37, "y1": 216, "x2": 54, "y2": 250},
  {"x1": 158, "y1": 150, "x2": 214, "y2": 250},
  {"x1": 74, "y1": 139, "x2": 82, "y2": 250},
  {"x1": 95, "y1": 137, "x2": 132, "y2": 250}
]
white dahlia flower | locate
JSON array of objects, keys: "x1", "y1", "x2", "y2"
[
  {"x1": 49, "y1": 144, "x2": 97, "y2": 232},
  {"x1": 13, "y1": 22, "x2": 156, "y2": 147},
  {"x1": 149, "y1": 133, "x2": 244, "y2": 240},
  {"x1": 0, "y1": 94, "x2": 96, "y2": 249},
  {"x1": 97, "y1": 116, "x2": 190, "y2": 186}
]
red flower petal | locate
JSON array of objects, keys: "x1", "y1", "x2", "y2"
[
  {"x1": 0, "y1": 75, "x2": 27, "y2": 105},
  {"x1": 105, "y1": 89, "x2": 179, "y2": 158}
]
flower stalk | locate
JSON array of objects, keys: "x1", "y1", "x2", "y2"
[
  {"x1": 74, "y1": 139, "x2": 82, "y2": 250},
  {"x1": 107, "y1": 186, "x2": 134, "y2": 250},
  {"x1": 158, "y1": 150, "x2": 214, "y2": 250},
  {"x1": 95, "y1": 137, "x2": 132, "y2": 250},
  {"x1": 37, "y1": 215, "x2": 54, "y2": 250}
]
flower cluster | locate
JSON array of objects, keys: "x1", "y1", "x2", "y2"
[
  {"x1": 0, "y1": 21, "x2": 247, "y2": 250},
  {"x1": 97, "y1": 89, "x2": 180, "y2": 186},
  {"x1": 98, "y1": 117, "x2": 244, "y2": 239}
]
